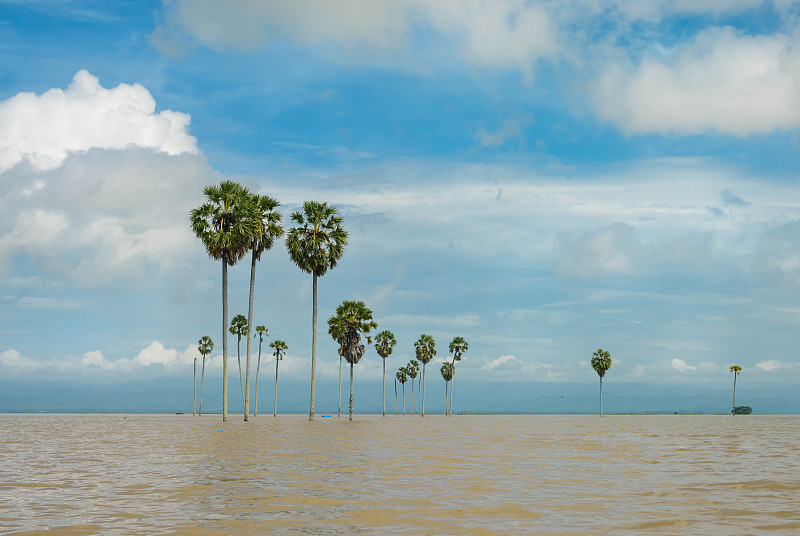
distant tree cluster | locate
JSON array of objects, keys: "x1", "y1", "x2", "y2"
[{"x1": 733, "y1": 405, "x2": 752, "y2": 415}]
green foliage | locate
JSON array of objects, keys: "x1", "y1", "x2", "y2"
[
  {"x1": 591, "y1": 348, "x2": 612, "y2": 378},
  {"x1": 285, "y1": 201, "x2": 348, "y2": 277},
  {"x1": 733, "y1": 405, "x2": 752, "y2": 415},
  {"x1": 414, "y1": 334, "x2": 437, "y2": 364},
  {"x1": 396, "y1": 367, "x2": 408, "y2": 384},
  {"x1": 255, "y1": 325, "x2": 268, "y2": 339},
  {"x1": 375, "y1": 330, "x2": 397, "y2": 360},
  {"x1": 440, "y1": 361, "x2": 455, "y2": 382},
  {"x1": 270, "y1": 339, "x2": 287, "y2": 359},
  {"x1": 229, "y1": 314, "x2": 248, "y2": 337},
  {"x1": 407, "y1": 360, "x2": 419, "y2": 379},
  {"x1": 730, "y1": 365, "x2": 742, "y2": 374},
  {"x1": 449, "y1": 336, "x2": 469, "y2": 362},
  {"x1": 197, "y1": 336, "x2": 214, "y2": 357},
  {"x1": 327, "y1": 300, "x2": 377, "y2": 365},
  {"x1": 190, "y1": 180, "x2": 258, "y2": 265},
  {"x1": 248, "y1": 193, "x2": 283, "y2": 260}
]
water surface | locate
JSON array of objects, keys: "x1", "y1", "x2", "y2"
[{"x1": 2, "y1": 414, "x2": 799, "y2": 534}]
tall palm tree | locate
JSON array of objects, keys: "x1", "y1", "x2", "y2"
[
  {"x1": 193, "y1": 353, "x2": 197, "y2": 416},
  {"x1": 328, "y1": 300, "x2": 377, "y2": 421},
  {"x1": 286, "y1": 201, "x2": 348, "y2": 421},
  {"x1": 190, "y1": 180, "x2": 257, "y2": 422},
  {"x1": 270, "y1": 340, "x2": 287, "y2": 417},
  {"x1": 253, "y1": 325, "x2": 268, "y2": 417},
  {"x1": 440, "y1": 362, "x2": 454, "y2": 415},
  {"x1": 374, "y1": 330, "x2": 397, "y2": 417},
  {"x1": 591, "y1": 349, "x2": 612, "y2": 416},
  {"x1": 407, "y1": 360, "x2": 419, "y2": 415},
  {"x1": 730, "y1": 365, "x2": 742, "y2": 415},
  {"x1": 229, "y1": 313, "x2": 248, "y2": 411},
  {"x1": 243, "y1": 194, "x2": 283, "y2": 422},
  {"x1": 448, "y1": 337, "x2": 469, "y2": 417},
  {"x1": 197, "y1": 336, "x2": 213, "y2": 416},
  {"x1": 414, "y1": 334, "x2": 436, "y2": 416},
  {"x1": 396, "y1": 367, "x2": 408, "y2": 416}
]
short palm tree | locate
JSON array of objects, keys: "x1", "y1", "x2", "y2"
[
  {"x1": 591, "y1": 349, "x2": 612, "y2": 416},
  {"x1": 286, "y1": 201, "x2": 348, "y2": 421},
  {"x1": 328, "y1": 300, "x2": 377, "y2": 421},
  {"x1": 270, "y1": 340, "x2": 287, "y2": 417},
  {"x1": 190, "y1": 180, "x2": 257, "y2": 422},
  {"x1": 374, "y1": 330, "x2": 397, "y2": 417},
  {"x1": 448, "y1": 337, "x2": 469, "y2": 416},
  {"x1": 253, "y1": 325, "x2": 268, "y2": 417},
  {"x1": 197, "y1": 336, "x2": 213, "y2": 416},
  {"x1": 243, "y1": 194, "x2": 282, "y2": 422},
  {"x1": 229, "y1": 313, "x2": 249, "y2": 411},
  {"x1": 407, "y1": 360, "x2": 419, "y2": 415},
  {"x1": 440, "y1": 361, "x2": 454, "y2": 415},
  {"x1": 396, "y1": 367, "x2": 408, "y2": 416},
  {"x1": 730, "y1": 365, "x2": 742, "y2": 415},
  {"x1": 414, "y1": 334, "x2": 436, "y2": 416}
]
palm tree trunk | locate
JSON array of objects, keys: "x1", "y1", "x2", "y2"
[
  {"x1": 600, "y1": 376, "x2": 604, "y2": 417},
  {"x1": 449, "y1": 368, "x2": 455, "y2": 417},
  {"x1": 274, "y1": 353, "x2": 279, "y2": 417},
  {"x1": 199, "y1": 355, "x2": 206, "y2": 416},
  {"x1": 418, "y1": 375, "x2": 421, "y2": 416},
  {"x1": 444, "y1": 380, "x2": 448, "y2": 415},
  {"x1": 349, "y1": 362, "x2": 354, "y2": 421},
  {"x1": 394, "y1": 377, "x2": 398, "y2": 416},
  {"x1": 254, "y1": 339, "x2": 262, "y2": 417},
  {"x1": 338, "y1": 353, "x2": 342, "y2": 418},
  {"x1": 309, "y1": 272, "x2": 317, "y2": 421},
  {"x1": 237, "y1": 336, "x2": 245, "y2": 411},
  {"x1": 222, "y1": 258, "x2": 229, "y2": 422},
  {"x1": 244, "y1": 248, "x2": 257, "y2": 422},
  {"x1": 382, "y1": 358, "x2": 386, "y2": 417},
  {"x1": 421, "y1": 364, "x2": 426, "y2": 417},
  {"x1": 732, "y1": 374, "x2": 737, "y2": 415},
  {"x1": 193, "y1": 358, "x2": 197, "y2": 416},
  {"x1": 410, "y1": 377, "x2": 415, "y2": 416},
  {"x1": 402, "y1": 384, "x2": 405, "y2": 416}
]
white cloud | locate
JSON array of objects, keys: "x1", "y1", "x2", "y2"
[
  {"x1": 0, "y1": 70, "x2": 197, "y2": 173},
  {"x1": 557, "y1": 223, "x2": 647, "y2": 279},
  {"x1": 755, "y1": 359, "x2": 798, "y2": 372},
  {"x1": 483, "y1": 354, "x2": 521, "y2": 371},
  {"x1": 591, "y1": 27, "x2": 800, "y2": 135},
  {"x1": 476, "y1": 119, "x2": 525, "y2": 148},
  {"x1": 671, "y1": 358, "x2": 697, "y2": 372}
]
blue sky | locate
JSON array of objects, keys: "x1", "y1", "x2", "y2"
[{"x1": 2, "y1": 0, "x2": 800, "y2": 403}]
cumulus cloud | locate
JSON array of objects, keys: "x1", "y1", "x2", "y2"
[
  {"x1": 755, "y1": 359, "x2": 798, "y2": 372},
  {"x1": 0, "y1": 69, "x2": 197, "y2": 173},
  {"x1": 671, "y1": 358, "x2": 697, "y2": 372},
  {"x1": 591, "y1": 27, "x2": 800, "y2": 136}
]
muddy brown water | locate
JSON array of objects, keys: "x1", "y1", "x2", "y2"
[{"x1": 1, "y1": 414, "x2": 799, "y2": 535}]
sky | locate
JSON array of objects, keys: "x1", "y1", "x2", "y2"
[{"x1": 2, "y1": 0, "x2": 800, "y2": 409}]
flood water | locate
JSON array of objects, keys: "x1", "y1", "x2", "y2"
[{"x1": 2, "y1": 413, "x2": 799, "y2": 535}]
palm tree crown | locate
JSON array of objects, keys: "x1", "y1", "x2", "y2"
[
  {"x1": 286, "y1": 201, "x2": 348, "y2": 276},
  {"x1": 190, "y1": 180, "x2": 258, "y2": 265},
  {"x1": 375, "y1": 330, "x2": 397, "y2": 360},
  {"x1": 449, "y1": 336, "x2": 469, "y2": 363},
  {"x1": 591, "y1": 349, "x2": 612, "y2": 378},
  {"x1": 327, "y1": 300, "x2": 378, "y2": 366},
  {"x1": 198, "y1": 336, "x2": 214, "y2": 358},
  {"x1": 440, "y1": 362, "x2": 454, "y2": 381},
  {"x1": 249, "y1": 194, "x2": 283, "y2": 260},
  {"x1": 415, "y1": 334, "x2": 436, "y2": 365}
]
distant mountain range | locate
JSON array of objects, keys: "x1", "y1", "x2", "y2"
[{"x1": 2, "y1": 378, "x2": 798, "y2": 414}]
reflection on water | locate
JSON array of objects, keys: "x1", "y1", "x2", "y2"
[{"x1": 2, "y1": 414, "x2": 799, "y2": 535}]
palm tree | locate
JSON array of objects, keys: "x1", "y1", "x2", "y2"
[
  {"x1": 440, "y1": 362, "x2": 454, "y2": 415},
  {"x1": 193, "y1": 353, "x2": 197, "y2": 416},
  {"x1": 407, "y1": 360, "x2": 419, "y2": 415},
  {"x1": 730, "y1": 365, "x2": 742, "y2": 415},
  {"x1": 337, "y1": 344, "x2": 344, "y2": 418},
  {"x1": 253, "y1": 325, "x2": 268, "y2": 417},
  {"x1": 197, "y1": 336, "x2": 213, "y2": 416},
  {"x1": 286, "y1": 201, "x2": 349, "y2": 421},
  {"x1": 374, "y1": 330, "x2": 396, "y2": 417},
  {"x1": 270, "y1": 340, "x2": 287, "y2": 417},
  {"x1": 591, "y1": 349, "x2": 612, "y2": 416},
  {"x1": 448, "y1": 336, "x2": 469, "y2": 416},
  {"x1": 229, "y1": 313, "x2": 249, "y2": 411},
  {"x1": 414, "y1": 334, "x2": 436, "y2": 416},
  {"x1": 190, "y1": 180, "x2": 257, "y2": 422},
  {"x1": 243, "y1": 194, "x2": 283, "y2": 422},
  {"x1": 328, "y1": 300, "x2": 377, "y2": 421},
  {"x1": 396, "y1": 367, "x2": 408, "y2": 416}
]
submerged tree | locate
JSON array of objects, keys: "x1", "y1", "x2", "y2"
[
  {"x1": 242, "y1": 194, "x2": 283, "y2": 422},
  {"x1": 286, "y1": 201, "x2": 348, "y2": 421},
  {"x1": 374, "y1": 330, "x2": 397, "y2": 417},
  {"x1": 448, "y1": 337, "x2": 469, "y2": 416},
  {"x1": 730, "y1": 365, "x2": 742, "y2": 416},
  {"x1": 229, "y1": 313, "x2": 249, "y2": 410},
  {"x1": 396, "y1": 367, "x2": 408, "y2": 416},
  {"x1": 190, "y1": 180, "x2": 257, "y2": 422},
  {"x1": 253, "y1": 325, "x2": 268, "y2": 417},
  {"x1": 591, "y1": 349, "x2": 612, "y2": 416},
  {"x1": 270, "y1": 339, "x2": 287, "y2": 417},
  {"x1": 414, "y1": 334, "x2": 436, "y2": 417},
  {"x1": 328, "y1": 300, "x2": 377, "y2": 421},
  {"x1": 440, "y1": 361, "x2": 454, "y2": 415},
  {"x1": 197, "y1": 336, "x2": 213, "y2": 416}
]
